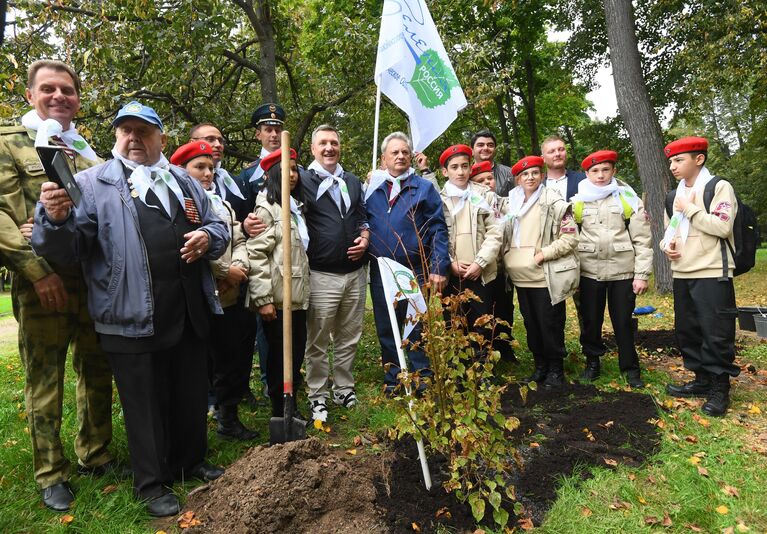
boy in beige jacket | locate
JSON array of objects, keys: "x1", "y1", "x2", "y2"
[
  {"x1": 661, "y1": 137, "x2": 739, "y2": 417},
  {"x1": 571, "y1": 150, "x2": 652, "y2": 388}
]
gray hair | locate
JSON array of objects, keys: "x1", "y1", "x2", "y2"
[
  {"x1": 311, "y1": 124, "x2": 340, "y2": 145},
  {"x1": 381, "y1": 131, "x2": 413, "y2": 154}
]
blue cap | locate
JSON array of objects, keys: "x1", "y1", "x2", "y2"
[
  {"x1": 112, "y1": 101, "x2": 164, "y2": 131},
  {"x1": 251, "y1": 103, "x2": 285, "y2": 127}
]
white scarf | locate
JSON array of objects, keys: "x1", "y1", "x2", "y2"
[
  {"x1": 215, "y1": 163, "x2": 245, "y2": 201},
  {"x1": 365, "y1": 167, "x2": 415, "y2": 203},
  {"x1": 22, "y1": 110, "x2": 98, "y2": 161},
  {"x1": 663, "y1": 166, "x2": 715, "y2": 246},
  {"x1": 248, "y1": 147, "x2": 271, "y2": 183},
  {"x1": 309, "y1": 160, "x2": 351, "y2": 215},
  {"x1": 206, "y1": 183, "x2": 230, "y2": 222},
  {"x1": 571, "y1": 178, "x2": 640, "y2": 214},
  {"x1": 111, "y1": 149, "x2": 185, "y2": 215},
  {"x1": 443, "y1": 181, "x2": 493, "y2": 216},
  {"x1": 289, "y1": 197, "x2": 310, "y2": 251},
  {"x1": 506, "y1": 184, "x2": 544, "y2": 248}
]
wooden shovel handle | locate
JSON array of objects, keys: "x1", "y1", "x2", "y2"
[{"x1": 280, "y1": 131, "x2": 293, "y2": 395}]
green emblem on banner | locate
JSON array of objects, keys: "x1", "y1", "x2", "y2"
[
  {"x1": 73, "y1": 140, "x2": 87, "y2": 150},
  {"x1": 409, "y1": 49, "x2": 460, "y2": 109}
]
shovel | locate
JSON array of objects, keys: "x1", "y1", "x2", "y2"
[{"x1": 269, "y1": 130, "x2": 308, "y2": 445}]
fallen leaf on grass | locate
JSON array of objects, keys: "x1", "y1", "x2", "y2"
[
  {"x1": 608, "y1": 499, "x2": 632, "y2": 510},
  {"x1": 581, "y1": 507, "x2": 593, "y2": 517},
  {"x1": 722, "y1": 484, "x2": 740, "y2": 498},
  {"x1": 723, "y1": 528, "x2": 734, "y2": 534},
  {"x1": 747, "y1": 404, "x2": 761, "y2": 415},
  {"x1": 472, "y1": 530, "x2": 486, "y2": 534},
  {"x1": 435, "y1": 507, "x2": 452, "y2": 519},
  {"x1": 692, "y1": 413, "x2": 711, "y2": 427},
  {"x1": 696, "y1": 466, "x2": 709, "y2": 477},
  {"x1": 340, "y1": 415, "x2": 348, "y2": 421},
  {"x1": 155, "y1": 531, "x2": 167, "y2": 534},
  {"x1": 736, "y1": 520, "x2": 750, "y2": 532},
  {"x1": 638, "y1": 496, "x2": 647, "y2": 504},
  {"x1": 662, "y1": 512, "x2": 673, "y2": 527},
  {"x1": 628, "y1": 473, "x2": 636, "y2": 481},
  {"x1": 685, "y1": 435, "x2": 698, "y2": 444},
  {"x1": 684, "y1": 523, "x2": 703, "y2": 532},
  {"x1": 604, "y1": 458, "x2": 618, "y2": 467},
  {"x1": 644, "y1": 516, "x2": 660, "y2": 525},
  {"x1": 177, "y1": 511, "x2": 202, "y2": 528},
  {"x1": 346, "y1": 448, "x2": 357, "y2": 455},
  {"x1": 715, "y1": 505, "x2": 729, "y2": 515},
  {"x1": 353, "y1": 436, "x2": 362, "y2": 447},
  {"x1": 411, "y1": 522, "x2": 421, "y2": 532},
  {"x1": 313, "y1": 419, "x2": 323, "y2": 430},
  {"x1": 59, "y1": 514, "x2": 74, "y2": 524},
  {"x1": 529, "y1": 442, "x2": 540, "y2": 448},
  {"x1": 688, "y1": 455, "x2": 702, "y2": 465},
  {"x1": 517, "y1": 517, "x2": 534, "y2": 530},
  {"x1": 102, "y1": 484, "x2": 118, "y2": 495}
]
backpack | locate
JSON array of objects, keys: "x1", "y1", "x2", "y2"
[
  {"x1": 664, "y1": 176, "x2": 760, "y2": 278},
  {"x1": 572, "y1": 193, "x2": 633, "y2": 230}
]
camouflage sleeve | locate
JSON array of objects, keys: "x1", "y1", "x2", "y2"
[{"x1": 0, "y1": 133, "x2": 54, "y2": 282}]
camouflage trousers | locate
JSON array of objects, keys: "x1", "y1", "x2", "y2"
[{"x1": 12, "y1": 272, "x2": 113, "y2": 488}]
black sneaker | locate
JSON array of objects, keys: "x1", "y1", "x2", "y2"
[{"x1": 666, "y1": 371, "x2": 711, "y2": 398}]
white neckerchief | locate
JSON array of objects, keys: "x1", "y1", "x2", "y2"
[
  {"x1": 206, "y1": 182, "x2": 230, "y2": 221},
  {"x1": 663, "y1": 166, "x2": 714, "y2": 245},
  {"x1": 571, "y1": 178, "x2": 640, "y2": 214},
  {"x1": 22, "y1": 110, "x2": 98, "y2": 161},
  {"x1": 248, "y1": 147, "x2": 271, "y2": 183},
  {"x1": 443, "y1": 181, "x2": 494, "y2": 216},
  {"x1": 215, "y1": 163, "x2": 245, "y2": 201},
  {"x1": 506, "y1": 184, "x2": 544, "y2": 248},
  {"x1": 112, "y1": 149, "x2": 185, "y2": 215},
  {"x1": 289, "y1": 197, "x2": 310, "y2": 251},
  {"x1": 365, "y1": 167, "x2": 415, "y2": 202},
  {"x1": 309, "y1": 160, "x2": 351, "y2": 216}
]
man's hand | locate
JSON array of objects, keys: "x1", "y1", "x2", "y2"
[
  {"x1": 674, "y1": 190, "x2": 695, "y2": 212},
  {"x1": 534, "y1": 251, "x2": 545, "y2": 266},
  {"x1": 414, "y1": 152, "x2": 429, "y2": 172},
  {"x1": 33, "y1": 273, "x2": 68, "y2": 312},
  {"x1": 632, "y1": 279, "x2": 649, "y2": 295},
  {"x1": 181, "y1": 230, "x2": 210, "y2": 263},
  {"x1": 463, "y1": 262, "x2": 482, "y2": 281},
  {"x1": 259, "y1": 303, "x2": 277, "y2": 321},
  {"x1": 40, "y1": 182, "x2": 72, "y2": 223},
  {"x1": 663, "y1": 239, "x2": 681, "y2": 261},
  {"x1": 450, "y1": 261, "x2": 467, "y2": 277},
  {"x1": 19, "y1": 217, "x2": 33, "y2": 241},
  {"x1": 224, "y1": 264, "x2": 248, "y2": 286},
  {"x1": 429, "y1": 273, "x2": 447, "y2": 293},
  {"x1": 243, "y1": 214, "x2": 266, "y2": 236},
  {"x1": 347, "y1": 235, "x2": 369, "y2": 261}
]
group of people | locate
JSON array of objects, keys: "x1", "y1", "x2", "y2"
[{"x1": 0, "y1": 59, "x2": 740, "y2": 518}]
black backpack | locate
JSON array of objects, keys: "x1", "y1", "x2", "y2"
[{"x1": 664, "y1": 176, "x2": 760, "y2": 278}]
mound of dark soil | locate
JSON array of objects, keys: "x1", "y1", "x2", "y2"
[
  {"x1": 604, "y1": 328, "x2": 680, "y2": 356},
  {"x1": 501, "y1": 382, "x2": 661, "y2": 525}
]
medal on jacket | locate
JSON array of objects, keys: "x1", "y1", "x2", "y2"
[
  {"x1": 184, "y1": 197, "x2": 202, "y2": 224},
  {"x1": 127, "y1": 177, "x2": 139, "y2": 198}
]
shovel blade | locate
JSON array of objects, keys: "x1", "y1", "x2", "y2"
[{"x1": 269, "y1": 394, "x2": 308, "y2": 444}]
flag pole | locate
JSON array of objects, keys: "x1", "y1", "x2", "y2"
[
  {"x1": 378, "y1": 258, "x2": 433, "y2": 490},
  {"x1": 372, "y1": 81, "x2": 382, "y2": 172}
]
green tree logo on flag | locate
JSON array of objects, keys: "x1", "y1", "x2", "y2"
[{"x1": 410, "y1": 49, "x2": 460, "y2": 109}]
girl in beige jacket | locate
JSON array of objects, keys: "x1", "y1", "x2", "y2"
[
  {"x1": 246, "y1": 149, "x2": 310, "y2": 417},
  {"x1": 503, "y1": 156, "x2": 579, "y2": 388}
]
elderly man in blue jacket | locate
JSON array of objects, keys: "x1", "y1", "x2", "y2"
[
  {"x1": 366, "y1": 132, "x2": 450, "y2": 395},
  {"x1": 32, "y1": 102, "x2": 229, "y2": 517}
]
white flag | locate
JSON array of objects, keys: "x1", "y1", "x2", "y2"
[
  {"x1": 377, "y1": 257, "x2": 427, "y2": 341},
  {"x1": 374, "y1": 0, "x2": 467, "y2": 152}
]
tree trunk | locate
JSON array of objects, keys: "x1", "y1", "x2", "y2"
[
  {"x1": 603, "y1": 0, "x2": 674, "y2": 293},
  {"x1": 494, "y1": 95, "x2": 512, "y2": 166},
  {"x1": 523, "y1": 56, "x2": 540, "y2": 155},
  {"x1": 506, "y1": 92, "x2": 525, "y2": 158},
  {"x1": 563, "y1": 125, "x2": 578, "y2": 168}
]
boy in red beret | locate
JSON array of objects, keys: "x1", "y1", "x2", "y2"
[
  {"x1": 502, "y1": 156, "x2": 579, "y2": 387},
  {"x1": 661, "y1": 137, "x2": 739, "y2": 416},
  {"x1": 438, "y1": 145, "x2": 503, "y2": 351},
  {"x1": 571, "y1": 150, "x2": 652, "y2": 387},
  {"x1": 170, "y1": 141, "x2": 258, "y2": 440}
]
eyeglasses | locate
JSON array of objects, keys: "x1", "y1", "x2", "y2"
[{"x1": 191, "y1": 136, "x2": 225, "y2": 145}]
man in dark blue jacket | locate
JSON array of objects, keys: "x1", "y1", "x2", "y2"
[
  {"x1": 366, "y1": 132, "x2": 450, "y2": 394},
  {"x1": 541, "y1": 134, "x2": 585, "y2": 201}
]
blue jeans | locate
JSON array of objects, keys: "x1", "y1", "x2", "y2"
[{"x1": 369, "y1": 263, "x2": 431, "y2": 388}]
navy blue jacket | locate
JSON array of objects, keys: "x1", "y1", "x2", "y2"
[
  {"x1": 366, "y1": 173, "x2": 450, "y2": 279},
  {"x1": 565, "y1": 169, "x2": 586, "y2": 201}
]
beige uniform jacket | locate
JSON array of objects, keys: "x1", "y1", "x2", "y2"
[
  {"x1": 0, "y1": 125, "x2": 101, "y2": 280},
  {"x1": 440, "y1": 182, "x2": 503, "y2": 285},
  {"x1": 661, "y1": 178, "x2": 737, "y2": 279},
  {"x1": 576, "y1": 188, "x2": 653, "y2": 281},
  {"x1": 502, "y1": 188, "x2": 579, "y2": 305},
  {"x1": 210, "y1": 200, "x2": 249, "y2": 308},
  {"x1": 246, "y1": 191, "x2": 310, "y2": 311}
]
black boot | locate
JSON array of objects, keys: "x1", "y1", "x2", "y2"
[
  {"x1": 626, "y1": 369, "x2": 644, "y2": 388},
  {"x1": 666, "y1": 371, "x2": 712, "y2": 398},
  {"x1": 580, "y1": 356, "x2": 601, "y2": 382},
  {"x1": 701, "y1": 374, "x2": 730, "y2": 417},
  {"x1": 543, "y1": 369, "x2": 565, "y2": 389},
  {"x1": 217, "y1": 404, "x2": 258, "y2": 441},
  {"x1": 526, "y1": 366, "x2": 548, "y2": 383}
]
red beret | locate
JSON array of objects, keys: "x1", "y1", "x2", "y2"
[
  {"x1": 470, "y1": 160, "x2": 493, "y2": 178},
  {"x1": 581, "y1": 150, "x2": 618, "y2": 170},
  {"x1": 439, "y1": 144, "x2": 472, "y2": 168},
  {"x1": 511, "y1": 156, "x2": 545, "y2": 177},
  {"x1": 664, "y1": 137, "x2": 708, "y2": 158},
  {"x1": 259, "y1": 148, "x2": 297, "y2": 172},
  {"x1": 170, "y1": 141, "x2": 213, "y2": 166}
]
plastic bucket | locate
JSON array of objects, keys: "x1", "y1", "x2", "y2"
[
  {"x1": 755, "y1": 315, "x2": 767, "y2": 339},
  {"x1": 738, "y1": 307, "x2": 765, "y2": 331}
]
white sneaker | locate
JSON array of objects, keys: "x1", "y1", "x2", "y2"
[
  {"x1": 332, "y1": 390, "x2": 357, "y2": 408},
  {"x1": 309, "y1": 399, "x2": 328, "y2": 422}
]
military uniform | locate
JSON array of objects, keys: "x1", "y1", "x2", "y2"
[{"x1": 0, "y1": 124, "x2": 113, "y2": 488}]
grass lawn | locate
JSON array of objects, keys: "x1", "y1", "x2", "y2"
[
  {"x1": 0, "y1": 292, "x2": 13, "y2": 316},
  {"x1": 0, "y1": 252, "x2": 766, "y2": 532}
]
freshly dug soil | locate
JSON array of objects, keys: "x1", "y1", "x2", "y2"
[
  {"x1": 501, "y1": 382, "x2": 661, "y2": 525},
  {"x1": 604, "y1": 328, "x2": 680, "y2": 356}
]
